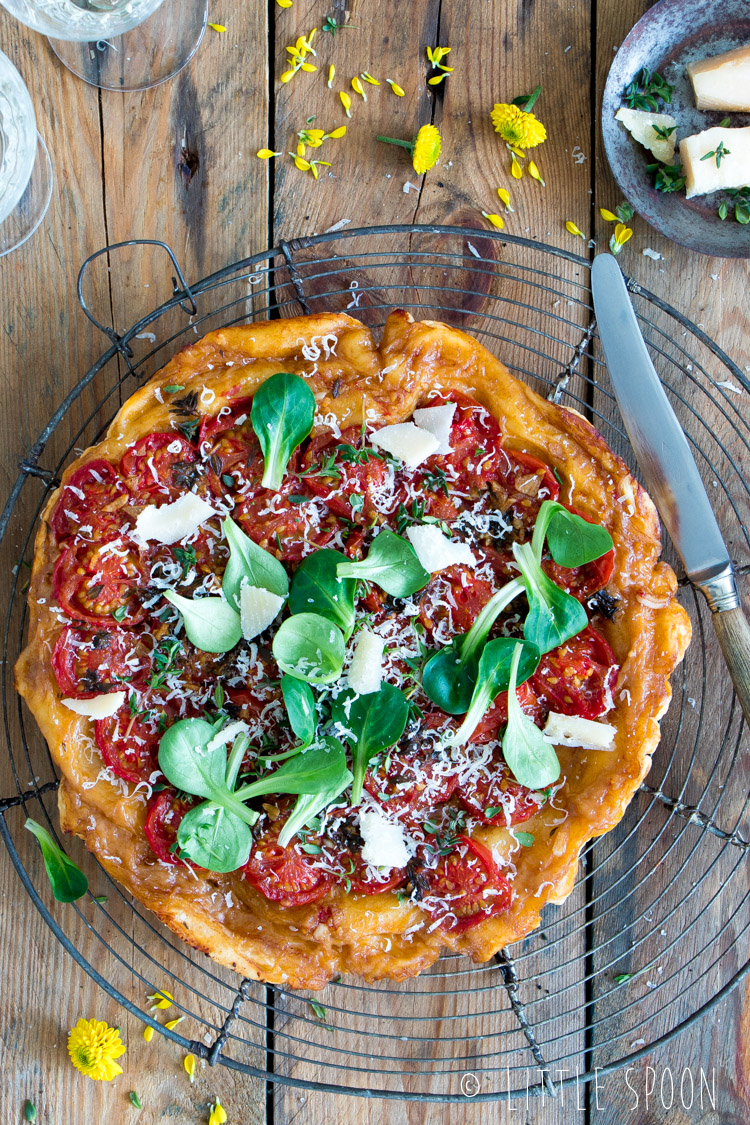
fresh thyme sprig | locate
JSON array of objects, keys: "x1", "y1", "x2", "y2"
[{"x1": 623, "y1": 68, "x2": 674, "y2": 112}]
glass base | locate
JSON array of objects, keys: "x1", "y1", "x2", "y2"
[
  {"x1": 48, "y1": 0, "x2": 208, "y2": 92},
  {"x1": 0, "y1": 132, "x2": 53, "y2": 257}
]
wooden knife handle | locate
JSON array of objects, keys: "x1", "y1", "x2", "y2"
[{"x1": 711, "y1": 606, "x2": 750, "y2": 727}]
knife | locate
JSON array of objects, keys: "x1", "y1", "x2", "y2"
[{"x1": 591, "y1": 253, "x2": 750, "y2": 725}]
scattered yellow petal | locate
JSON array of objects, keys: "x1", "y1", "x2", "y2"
[
  {"x1": 327, "y1": 64, "x2": 335, "y2": 88},
  {"x1": 509, "y1": 145, "x2": 526, "y2": 158},
  {"x1": 292, "y1": 155, "x2": 311, "y2": 170},
  {"x1": 437, "y1": 65, "x2": 454, "y2": 73},
  {"x1": 164, "y1": 1017, "x2": 185, "y2": 1031},
  {"x1": 184, "y1": 1053, "x2": 197, "y2": 1083},
  {"x1": 276, "y1": 0, "x2": 293, "y2": 6},
  {"x1": 143, "y1": 1026, "x2": 154, "y2": 1043},
  {"x1": 412, "y1": 123, "x2": 442, "y2": 174},
  {"x1": 209, "y1": 1101, "x2": 228, "y2": 1125},
  {"x1": 256, "y1": 148, "x2": 281, "y2": 159},
  {"x1": 497, "y1": 187, "x2": 511, "y2": 207},
  {"x1": 614, "y1": 222, "x2": 633, "y2": 244},
  {"x1": 67, "y1": 1019, "x2": 126, "y2": 1082},
  {"x1": 565, "y1": 220, "x2": 585, "y2": 238},
  {"x1": 280, "y1": 70, "x2": 295, "y2": 83},
  {"x1": 528, "y1": 160, "x2": 545, "y2": 186},
  {"x1": 510, "y1": 154, "x2": 523, "y2": 179},
  {"x1": 296, "y1": 142, "x2": 306, "y2": 157},
  {"x1": 325, "y1": 126, "x2": 347, "y2": 139},
  {"x1": 427, "y1": 45, "x2": 452, "y2": 66},
  {"x1": 300, "y1": 62, "x2": 317, "y2": 73},
  {"x1": 386, "y1": 78, "x2": 405, "y2": 96},
  {"x1": 351, "y1": 76, "x2": 367, "y2": 100},
  {"x1": 599, "y1": 208, "x2": 618, "y2": 222},
  {"x1": 340, "y1": 91, "x2": 352, "y2": 117},
  {"x1": 481, "y1": 211, "x2": 505, "y2": 230},
  {"x1": 491, "y1": 103, "x2": 547, "y2": 149},
  {"x1": 428, "y1": 74, "x2": 447, "y2": 85},
  {"x1": 148, "y1": 990, "x2": 173, "y2": 1011},
  {"x1": 310, "y1": 163, "x2": 320, "y2": 180},
  {"x1": 208, "y1": 23, "x2": 226, "y2": 33},
  {"x1": 361, "y1": 72, "x2": 380, "y2": 85}
]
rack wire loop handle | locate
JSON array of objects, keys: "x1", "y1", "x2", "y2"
[{"x1": 76, "y1": 239, "x2": 198, "y2": 357}]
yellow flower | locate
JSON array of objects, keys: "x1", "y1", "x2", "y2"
[
  {"x1": 386, "y1": 78, "x2": 405, "y2": 96},
  {"x1": 361, "y1": 72, "x2": 380, "y2": 85},
  {"x1": 208, "y1": 23, "x2": 226, "y2": 33},
  {"x1": 610, "y1": 223, "x2": 633, "y2": 254},
  {"x1": 481, "y1": 211, "x2": 504, "y2": 230},
  {"x1": 565, "y1": 220, "x2": 585, "y2": 238},
  {"x1": 256, "y1": 148, "x2": 281, "y2": 159},
  {"x1": 147, "y1": 989, "x2": 173, "y2": 1011},
  {"x1": 143, "y1": 1026, "x2": 154, "y2": 1043},
  {"x1": 351, "y1": 76, "x2": 366, "y2": 100},
  {"x1": 164, "y1": 1017, "x2": 185, "y2": 1031},
  {"x1": 327, "y1": 64, "x2": 335, "y2": 88},
  {"x1": 67, "y1": 1018, "x2": 126, "y2": 1082},
  {"x1": 184, "y1": 1053, "x2": 197, "y2": 1083},
  {"x1": 377, "y1": 124, "x2": 442, "y2": 174},
  {"x1": 599, "y1": 207, "x2": 618, "y2": 222},
  {"x1": 497, "y1": 187, "x2": 514, "y2": 212},
  {"x1": 490, "y1": 103, "x2": 547, "y2": 149},
  {"x1": 528, "y1": 160, "x2": 545, "y2": 186},
  {"x1": 340, "y1": 91, "x2": 352, "y2": 117},
  {"x1": 510, "y1": 154, "x2": 523, "y2": 179},
  {"x1": 325, "y1": 126, "x2": 347, "y2": 139},
  {"x1": 411, "y1": 124, "x2": 442, "y2": 173},
  {"x1": 209, "y1": 1101, "x2": 228, "y2": 1125}
]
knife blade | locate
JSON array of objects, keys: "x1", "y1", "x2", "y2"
[{"x1": 591, "y1": 253, "x2": 750, "y2": 725}]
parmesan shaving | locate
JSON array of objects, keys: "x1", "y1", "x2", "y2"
[
  {"x1": 63, "y1": 691, "x2": 126, "y2": 720},
  {"x1": 134, "y1": 493, "x2": 218, "y2": 546}
]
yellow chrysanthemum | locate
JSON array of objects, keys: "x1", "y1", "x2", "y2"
[
  {"x1": 412, "y1": 124, "x2": 442, "y2": 173},
  {"x1": 209, "y1": 1101, "x2": 228, "y2": 1125},
  {"x1": 67, "y1": 1018, "x2": 125, "y2": 1082},
  {"x1": 490, "y1": 103, "x2": 547, "y2": 149}
]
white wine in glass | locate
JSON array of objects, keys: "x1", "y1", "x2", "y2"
[{"x1": 0, "y1": 0, "x2": 208, "y2": 90}]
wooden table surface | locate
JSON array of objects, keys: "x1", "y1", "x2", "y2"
[{"x1": 0, "y1": 1, "x2": 748, "y2": 1121}]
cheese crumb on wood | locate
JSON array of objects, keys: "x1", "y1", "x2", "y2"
[
  {"x1": 615, "y1": 108, "x2": 678, "y2": 164},
  {"x1": 680, "y1": 125, "x2": 750, "y2": 198},
  {"x1": 370, "y1": 422, "x2": 439, "y2": 469},
  {"x1": 359, "y1": 810, "x2": 409, "y2": 868},
  {"x1": 134, "y1": 493, "x2": 218, "y2": 545},
  {"x1": 413, "y1": 403, "x2": 456, "y2": 454},
  {"x1": 687, "y1": 46, "x2": 750, "y2": 112},
  {"x1": 406, "y1": 524, "x2": 476, "y2": 573},
  {"x1": 239, "y1": 583, "x2": 285, "y2": 641},
  {"x1": 543, "y1": 711, "x2": 616, "y2": 751},
  {"x1": 63, "y1": 691, "x2": 126, "y2": 719},
  {"x1": 347, "y1": 628, "x2": 384, "y2": 695}
]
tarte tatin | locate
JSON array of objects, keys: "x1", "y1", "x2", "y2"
[{"x1": 16, "y1": 311, "x2": 691, "y2": 988}]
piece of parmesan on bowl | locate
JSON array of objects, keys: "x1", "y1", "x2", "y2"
[
  {"x1": 687, "y1": 45, "x2": 750, "y2": 112},
  {"x1": 679, "y1": 125, "x2": 750, "y2": 198},
  {"x1": 615, "y1": 107, "x2": 678, "y2": 164}
]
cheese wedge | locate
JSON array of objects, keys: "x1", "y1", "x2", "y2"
[
  {"x1": 687, "y1": 46, "x2": 750, "y2": 112},
  {"x1": 679, "y1": 125, "x2": 750, "y2": 198},
  {"x1": 615, "y1": 107, "x2": 678, "y2": 164}
]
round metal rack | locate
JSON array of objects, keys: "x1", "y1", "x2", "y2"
[{"x1": 1, "y1": 225, "x2": 748, "y2": 1102}]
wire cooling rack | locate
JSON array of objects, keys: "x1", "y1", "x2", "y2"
[{"x1": 1, "y1": 225, "x2": 748, "y2": 1103}]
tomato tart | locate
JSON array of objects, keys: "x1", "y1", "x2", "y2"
[{"x1": 16, "y1": 310, "x2": 691, "y2": 988}]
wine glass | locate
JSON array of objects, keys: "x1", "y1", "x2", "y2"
[
  {"x1": 0, "y1": 0, "x2": 208, "y2": 91},
  {"x1": 0, "y1": 49, "x2": 52, "y2": 256}
]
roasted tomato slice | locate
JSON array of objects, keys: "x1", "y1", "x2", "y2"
[
  {"x1": 365, "y1": 749, "x2": 458, "y2": 831},
  {"x1": 420, "y1": 835, "x2": 513, "y2": 933},
  {"x1": 233, "y1": 482, "x2": 335, "y2": 563},
  {"x1": 419, "y1": 564, "x2": 497, "y2": 642},
  {"x1": 299, "y1": 427, "x2": 392, "y2": 521},
  {"x1": 419, "y1": 391, "x2": 508, "y2": 490},
  {"x1": 95, "y1": 701, "x2": 164, "y2": 784},
  {"x1": 457, "y1": 753, "x2": 545, "y2": 826},
  {"x1": 53, "y1": 539, "x2": 146, "y2": 627},
  {"x1": 244, "y1": 816, "x2": 333, "y2": 907},
  {"x1": 492, "y1": 447, "x2": 560, "y2": 522},
  {"x1": 531, "y1": 625, "x2": 618, "y2": 720},
  {"x1": 50, "y1": 460, "x2": 131, "y2": 543},
  {"x1": 542, "y1": 508, "x2": 615, "y2": 600},
  {"x1": 144, "y1": 790, "x2": 201, "y2": 866},
  {"x1": 198, "y1": 397, "x2": 254, "y2": 446},
  {"x1": 120, "y1": 433, "x2": 198, "y2": 500},
  {"x1": 52, "y1": 624, "x2": 148, "y2": 698},
  {"x1": 348, "y1": 852, "x2": 408, "y2": 895}
]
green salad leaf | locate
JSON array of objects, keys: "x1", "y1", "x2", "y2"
[
  {"x1": 251, "y1": 372, "x2": 316, "y2": 490},
  {"x1": 25, "y1": 818, "x2": 89, "y2": 902},
  {"x1": 272, "y1": 612, "x2": 346, "y2": 684},
  {"x1": 177, "y1": 803, "x2": 253, "y2": 872},
  {"x1": 513, "y1": 541, "x2": 587, "y2": 655},
  {"x1": 281, "y1": 674, "x2": 317, "y2": 748},
  {"x1": 289, "y1": 549, "x2": 357, "y2": 638},
  {"x1": 531, "y1": 500, "x2": 613, "y2": 568},
  {"x1": 502, "y1": 643, "x2": 560, "y2": 789},
  {"x1": 222, "y1": 516, "x2": 289, "y2": 604},
  {"x1": 336, "y1": 528, "x2": 430, "y2": 597},
  {"x1": 163, "y1": 590, "x2": 242, "y2": 654},
  {"x1": 449, "y1": 637, "x2": 540, "y2": 748},
  {"x1": 333, "y1": 682, "x2": 410, "y2": 804},
  {"x1": 233, "y1": 736, "x2": 351, "y2": 801}
]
